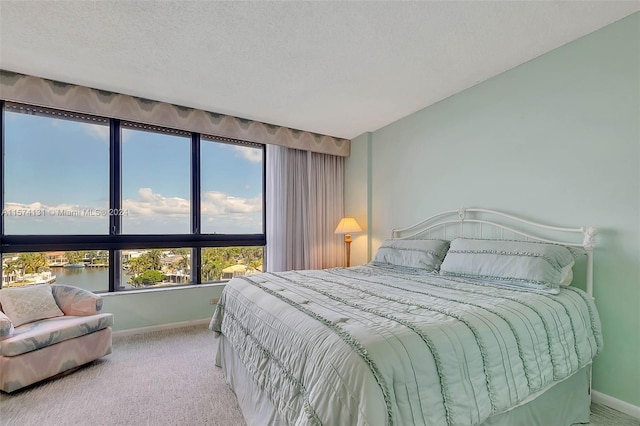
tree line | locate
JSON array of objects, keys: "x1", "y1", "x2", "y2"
[{"x1": 2, "y1": 247, "x2": 264, "y2": 287}]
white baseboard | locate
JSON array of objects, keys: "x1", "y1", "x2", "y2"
[
  {"x1": 592, "y1": 390, "x2": 640, "y2": 420},
  {"x1": 112, "y1": 318, "x2": 210, "y2": 338}
]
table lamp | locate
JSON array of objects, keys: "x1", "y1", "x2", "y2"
[{"x1": 334, "y1": 217, "x2": 362, "y2": 267}]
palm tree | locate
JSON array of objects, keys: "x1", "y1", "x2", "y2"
[
  {"x1": 223, "y1": 247, "x2": 241, "y2": 263},
  {"x1": 127, "y1": 256, "x2": 151, "y2": 279},
  {"x1": 177, "y1": 253, "x2": 190, "y2": 272},
  {"x1": 84, "y1": 250, "x2": 103, "y2": 265},
  {"x1": 171, "y1": 248, "x2": 191, "y2": 272},
  {"x1": 248, "y1": 259, "x2": 263, "y2": 273},
  {"x1": 146, "y1": 249, "x2": 163, "y2": 271},
  {"x1": 18, "y1": 252, "x2": 49, "y2": 274},
  {"x1": 241, "y1": 247, "x2": 263, "y2": 264},
  {"x1": 202, "y1": 249, "x2": 223, "y2": 282},
  {"x1": 65, "y1": 251, "x2": 83, "y2": 264},
  {"x1": 2, "y1": 260, "x2": 20, "y2": 284}
]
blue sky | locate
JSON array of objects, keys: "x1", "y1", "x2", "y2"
[{"x1": 3, "y1": 111, "x2": 263, "y2": 234}]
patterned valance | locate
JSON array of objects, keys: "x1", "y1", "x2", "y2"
[{"x1": 0, "y1": 70, "x2": 350, "y2": 157}]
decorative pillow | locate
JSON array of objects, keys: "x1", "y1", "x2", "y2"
[
  {"x1": 0, "y1": 311, "x2": 14, "y2": 340},
  {"x1": 51, "y1": 285, "x2": 102, "y2": 316},
  {"x1": 0, "y1": 285, "x2": 64, "y2": 327},
  {"x1": 373, "y1": 239, "x2": 450, "y2": 271},
  {"x1": 439, "y1": 238, "x2": 577, "y2": 294}
]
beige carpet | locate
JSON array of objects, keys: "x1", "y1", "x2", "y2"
[
  {"x1": 1, "y1": 325, "x2": 638, "y2": 426},
  {"x1": 0, "y1": 325, "x2": 245, "y2": 426}
]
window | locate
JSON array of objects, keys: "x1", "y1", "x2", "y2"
[
  {"x1": 201, "y1": 138, "x2": 263, "y2": 234},
  {"x1": 1, "y1": 251, "x2": 110, "y2": 293},
  {"x1": 0, "y1": 101, "x2": 266, "y2": 291},
  {"x1": 121, "y1": 248, "x2": 191, "y2": 289},
  {"x1": 122, "y1": 125, "x2": 191, "y2": 234},
  {"x1": 3, "y1": 107, "x2": 109, "y2": 235}
]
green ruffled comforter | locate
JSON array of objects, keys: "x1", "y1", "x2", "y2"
[{"x1": 210, "y1": 264, "x2": 602, "y2": 426}]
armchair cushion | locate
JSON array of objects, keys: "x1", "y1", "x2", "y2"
[
  {"x1": 0, "y1": 311, "x2": 13, "y2": 341},
  {"x1": 0, "y1": 285, "x2": 64, "y2": 327},
  {"x1": 0, "y1": 313, "x2": 113, "y2": 357},
  {"x1": 51, "y1": 285, "x2": 102, "y2": 316}
]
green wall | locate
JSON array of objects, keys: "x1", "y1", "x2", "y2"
[
  {"x1": 346, "y1": 13, "x2": 640, "y2": 407},
  {"x1": 345, "y1": 132, "x2": 371, "y2": 266},
  {"x1": 102, "y1": 284, "x2": 223, "y2": 332}
]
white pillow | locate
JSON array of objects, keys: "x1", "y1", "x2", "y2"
[
  {"x1": 0, "y1": 285, "x2": 64, "y2": 327},
  {"x1": 373, "y1": 239, "x2": 450, "y2": 271}
]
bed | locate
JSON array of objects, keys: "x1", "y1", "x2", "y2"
[{"x1": 210, "y1": 208, "x2": 603, "y2": 425}]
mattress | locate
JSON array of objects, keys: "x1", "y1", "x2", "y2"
[{"x1": 209, "y1": 264, "x2": 603, "y2": 426}]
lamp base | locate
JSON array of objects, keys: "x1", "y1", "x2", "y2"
[{"x1": 345, "y1": 234, "x2": 352, "y2": 267}]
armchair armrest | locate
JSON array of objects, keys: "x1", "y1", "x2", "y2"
[
  {"x1": 51, "y1": 285, "x2": 103, "y2": 316},
  {"x1": 0, "y1": 310, "x2": 14, "y2": 340}
]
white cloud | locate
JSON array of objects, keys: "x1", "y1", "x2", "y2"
[
  {"x1": 232, "y1": 145, "x2": 262, "y2": 163},
  {"x1": 2, "y1": 201, "x2": 108, "y2": 234},
  {"x1": 3, "y1": 201, "x2": 103, "y2": 213},
  {"x1": 122, "y1": 188, "x2": 261, "y2": 217},
  {"x1": 4, "y1": 188, "x2": 262, "y2": 234},
  {"x1": 201, "y1": 191, "x2": 262, "y2": 215},
  {"x1": 82, "y1": 123, "x2": 110, "y2": 141},
  {"x1": 5, "y1": 188, "x2": 261, "y2": 219},
  {"x1": 124, "y1": 188, "x2": 190, "y2": 216}
]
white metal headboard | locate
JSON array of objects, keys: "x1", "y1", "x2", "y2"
[{"x1": 391, "y1": 208, "x2": 597, "y2": 296}]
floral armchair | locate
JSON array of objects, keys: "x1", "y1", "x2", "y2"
[{"x1": 0, "y1": 284, "x2": 113, "y2": 393}]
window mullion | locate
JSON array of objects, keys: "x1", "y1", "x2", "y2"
[
  {"x1": 192, "y1": 133, "x2": 201, "y2": 235},
  {"x1": 109, "y1": 119, "x2": 122, "y2": 291},
  {"x1": 192, "y1": 133, "x2": 201, "y2": 284}
]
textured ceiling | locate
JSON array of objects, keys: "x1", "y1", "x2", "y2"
[{"x1": 1, "y1": 1, "x2": 639, "y2": 140}]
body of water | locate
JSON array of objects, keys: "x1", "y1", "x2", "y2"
[
  {"x1": 52, "y1": 266, "x2": 128, "y2": 292},
  {"x1": 51, "y1": 266, "x2": 189, "y2": 292}
]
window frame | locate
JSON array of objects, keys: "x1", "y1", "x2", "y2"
[{"x1": 0, "y1": 100, "x2": 266, "y2": 291}]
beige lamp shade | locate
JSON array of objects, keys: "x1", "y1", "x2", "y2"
[{"x1": 334, "y1": 217, "x2": 363, "y2": 235}]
